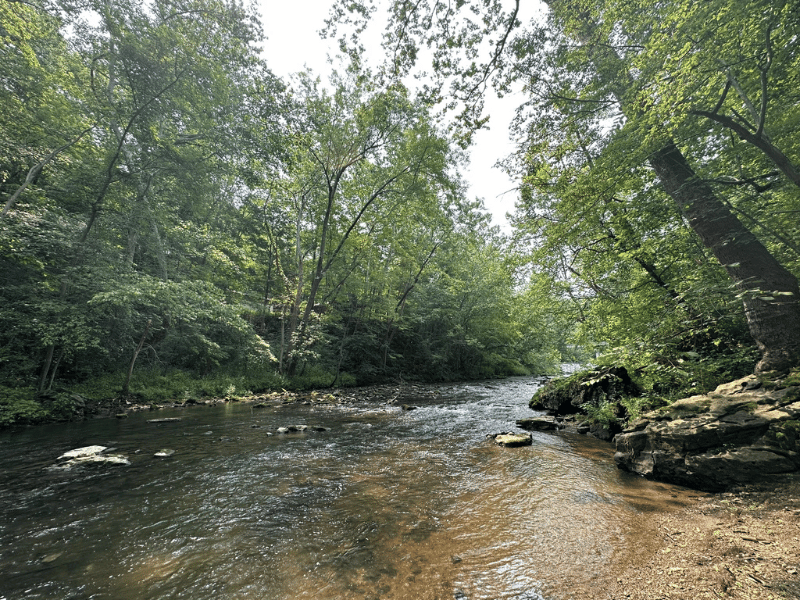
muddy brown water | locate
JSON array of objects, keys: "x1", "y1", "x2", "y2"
[{"x1": 0, "y1": 376, "x2": 697, "y2": 600}]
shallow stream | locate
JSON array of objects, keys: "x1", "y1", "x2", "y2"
[{"x1": 0, "y1": 376, "x2": 696, "y2": 599}]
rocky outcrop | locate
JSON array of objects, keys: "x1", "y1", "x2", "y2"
[
  {"x1": 615, "y1": 375, "x2": 800, "y2": 491},
  {"x1": 587, "y1": 422, "x2": 622, "y2": 442},
  {"x1": 530, "y1": 367, "x2": 640, "y2": 415},
  {"x1": 516, "y1": 417, "x2": 560, "y2": 431}
]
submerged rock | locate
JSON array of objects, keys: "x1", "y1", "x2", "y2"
[
  {"x1": 146, "y1": 417, "x2": 182, "y2": 423},
  {"x1": 42, "y1": 552, "x2": 63, "y2": 564},
  {"x1": 154, "y1": 449, "x2": 175, "y2": 457},
  {"x1": 615, "y1": 374, "x2": 800, "y2": 491},
  {"x1": 516, "y1": 417, "x2": 560, "y2": 431}
]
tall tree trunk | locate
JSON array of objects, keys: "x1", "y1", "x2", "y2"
[
  {"x1": 649, "y1": 143, "x2": 800, "y2": 372},
  {"x1": 38, "y1": 344, "x2": 56, "y2": 393},
  {"x1": 122, "y1": 319, "x2": 151, "y2": 395},
  {"x1": 547, "y1": 0, "x2": 800, "y2": 372}
]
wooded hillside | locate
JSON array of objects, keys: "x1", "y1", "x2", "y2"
[{"x1": 2, "y1": 0, "x2": 798, "y2": 424}]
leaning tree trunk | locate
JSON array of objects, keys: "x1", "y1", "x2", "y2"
[
  {"x1": 545, "y1": 0, "x2": 800, "y2": 373},
  {"x1": 649, "y1": 143, "x2": 800, "y2": 373}
]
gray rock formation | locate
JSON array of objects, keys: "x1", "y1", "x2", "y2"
[
  {"x1": 530, "y1": 366, "x2": 640, "y2": 415},
  {"x1": 516, "y1": 417, "x2": 560, "y2": 431},
  {"x1": 614, "y1": 375, "x2": 800, "y2": 491}
]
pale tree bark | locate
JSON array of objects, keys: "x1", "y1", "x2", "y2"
[
  {"x1": 1, "y1": 126, "x2": 94, "y2": 219},
  {"x1": 122, "y1": 319, "x2": 151, "y2": 395},
  {"x1": 285, "y1": 160, "x2": 412, "y2": 378}
]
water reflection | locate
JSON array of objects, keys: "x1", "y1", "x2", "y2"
[{"x1": 0, "y1": 377, "x2": 697, "y2": 600}]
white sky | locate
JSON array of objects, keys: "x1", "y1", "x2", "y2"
[{"x1": 258, "y1": 0, "x2": 522, "y2": 230}]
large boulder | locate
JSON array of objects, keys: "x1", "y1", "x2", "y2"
[
  {"x1": 530, "y1": 367, "x2": 640, "y2": 416},
  {"x1": 516, "y1": 417, "x2": 560, "y2": 431},
  {"x1": 614, "y1": 375, "x2": 800, "y2": 491}
]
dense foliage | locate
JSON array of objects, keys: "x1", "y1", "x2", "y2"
[
  {"x1": 4, "y1": 0, "x2": 799, "y2": 427},
  {"x1": 0, "y1": 0, "x2": 572, "y2": 425},
  {"x1": 328, "y1": 0, "x2": 800, "y2": 396}
]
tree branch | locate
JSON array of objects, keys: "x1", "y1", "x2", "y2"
[
  {"x1": 692, "y1": 109, "x2": 800, "y2": 188},
  {"x1": 1, "y1": 125, "x2": 95, "y2": 219}
]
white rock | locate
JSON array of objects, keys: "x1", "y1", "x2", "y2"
[
  {"x1": 58, "y1": 445, "x2": 107, "y2": 460},
  {"x1": 51, "y1": 445, "x2": 130, "y2": 469}
]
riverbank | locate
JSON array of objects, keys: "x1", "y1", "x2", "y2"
[
  {"x1": 100, "y1": 381, "x2": 447, "y2": 417},
  {"x1": 573, "y1": 473, "x2": 800, "y2": 600}
]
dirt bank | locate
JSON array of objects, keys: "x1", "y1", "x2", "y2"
[{"x1": 575, "y1": 473, "x2": 800, "y2": 600}]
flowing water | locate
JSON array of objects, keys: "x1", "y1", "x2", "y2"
[{"x1": 0, "y1": 376, "x2": 698, "y2": 600}]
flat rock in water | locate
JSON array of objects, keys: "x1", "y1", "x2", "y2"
[
  {"x1": 154, "y1": 449, "x2": 175, "y2": 457},
  {"x1": 494, "y1": 433, "x2": 533, "y2": 447},
  {"x1": 147, "y1": 418, "x2": 182, "y2": 423},
  {"x1": 42, "y1": 552, "x2": 63, "y2": 564},
  {"x1": 516, "y1": 417, "x2": 559, "y2": 431},
  {"x1": 58, "y1": 445, "x2": 107, "y2": 460},
  {"x1": 53, "y1": 446, "x2": 130, "y2": 469}
]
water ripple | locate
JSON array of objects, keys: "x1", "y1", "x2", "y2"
[{"x1": 0, "y1": 375, "x2": 695, "y2": 600}]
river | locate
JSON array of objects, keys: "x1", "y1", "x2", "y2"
[{"x1": 0, "y1": 376, "x2": 697, "y2": 600}]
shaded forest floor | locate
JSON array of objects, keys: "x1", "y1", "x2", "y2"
[{"x1": 578, "y1": 474, "x2": 800, "y2": 600}]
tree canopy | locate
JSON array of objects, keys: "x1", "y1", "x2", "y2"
[
  {"x1": 0, "y1": 0, "x2": 576, "y2": 425},
  {"x1": 2, "y1": 0, "x2": 798, "y2": 426},
  {"x1": 327, "y1": 0, "x2": 800, "y2": 379}
]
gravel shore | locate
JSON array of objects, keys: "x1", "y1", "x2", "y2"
[{"x1": 577, "y1": 474, "x2": 800, "y2": 600}]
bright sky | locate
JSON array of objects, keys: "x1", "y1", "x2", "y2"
[{"x1": 258, "y1": 0, "x2": 522, "y2": 230}]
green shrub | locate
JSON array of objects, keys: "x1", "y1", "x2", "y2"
[
  {"x1": 0, "y1": 386, "x2": 44, "y2": 426},
  {"x1": 73, "y1": 367, "x2": 289, "y2": 404},
  {"x1": 581, "y1": 400, "x2": 618, "y2": 427},
  {"x1": 287, "y1": 365, "x2": 345, "y2": 390},
  {"x1": 782, "y1": 368, "x2": 800, "y2": 388}
]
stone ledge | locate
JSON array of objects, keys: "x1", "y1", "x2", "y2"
[{"x1": 615, "y1": 375, "x2": 800, "y2": 491}]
